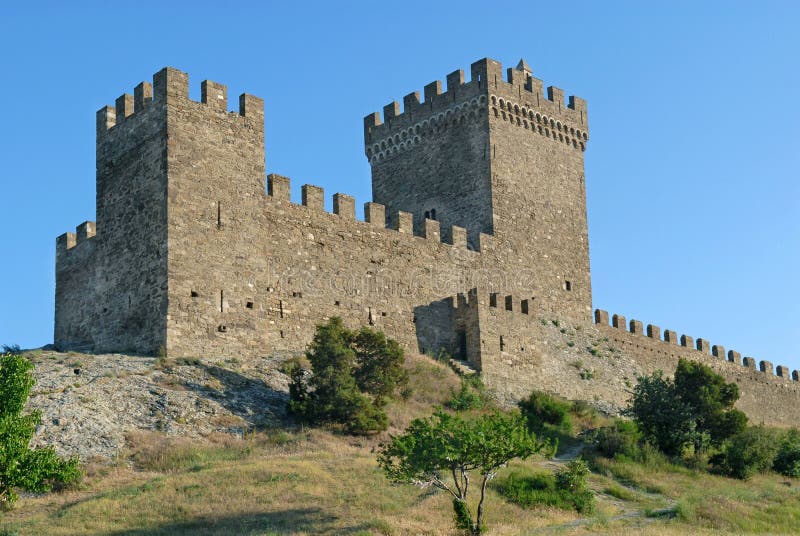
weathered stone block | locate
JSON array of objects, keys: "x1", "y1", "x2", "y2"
[
  {"x1": 646, "y1": 324, "x2": 660, "y2": 340},
  {"x1": 364, "y1": 202, "x2": 385, "y2": 227},
  {"x1": 612, "y1": 314, "x2": 626, "y2": 329},
  {"x1": 664, "y1": 330, "x2": 678, "y2": 344},
  {"x1": 301, "y1": 184, "x2": 324, "y2": 211},
  {"x1": 333, "y1": 193, "x2": 355, "y2": 219},
  {"x1": 680, "y1": 334, "x2": 694, "y2": 348},
  {"x1": 696, "y1": 338, "x2": 710, "y2": 354},
  {"x1": 760, "y1": 360, "x2": 774, "y2": 375},
  {"x1": 629, "y1": 319, "x2": 643, "y2": 335},
  {"x1": 268, "y1": 174, "x2": 290, "y2": 201},
  {"x1": 743, "y1": 357, "x2": 757, "y2": 369},
  {"x1": 728, "y1": 350, "x2": 742, "y2": 364},
  {"x1": 712, "y1": 345, "x2": 725, "y2": 359},
  {"x1": 594, "y1": 309, "x2": 609, "y2": 326}
]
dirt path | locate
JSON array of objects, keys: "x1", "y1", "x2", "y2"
[{"x1": 531, "y1": 442, "x2": 677, "y2": 533}]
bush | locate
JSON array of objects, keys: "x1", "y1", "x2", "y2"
[
  {"x1": 592, "y1": 420, "x2": 642, "y2": 460},
  {"x1": 626, "y1": 360, "x2": 746, "y2": 457},
  {"x1": 494, "y1": 459, "x2": 594, "y2": 514},
  {"x1": 288, "y1": 318, "x2": 407, "y2": 435},
  {"x1": 773, "y1": 428, "x2": 800, "y2": 478},
  {"x1": 519, "y1": 391, "x2": 571, "y2": 432},
  {"x1": 446, "y1": 377, "x2": 484, "y2": 411},
  {"x1": 712, "y1": 426, "x2": 781, "y2": 480},
  {"x1": 0, "y1": 353, "x2": 80, "y2": 507}
]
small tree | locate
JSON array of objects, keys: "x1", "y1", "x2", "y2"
[
  {"x1": 0, "y1": 353, "x2": 80, "y2": 507},
  {"x1": 626, "y1": 359, "x2": 747, "y2": 456},
  {"x1": 625, "y1": 370, "x2": 697, "y2": 456},
  {"x1": 288, "y1": 318, "x2": 407, "y2": 434},
  {"x1": 378, "y1": 410, "x2": 551, "y2": 535}
]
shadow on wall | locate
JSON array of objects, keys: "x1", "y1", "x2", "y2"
[{"x1": 413, "y1": 298, "x2": 456, "y2": 358}]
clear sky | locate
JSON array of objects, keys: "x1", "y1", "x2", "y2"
[{"x1": 1, "y1": 1, "x2": 798, "y2": 371}]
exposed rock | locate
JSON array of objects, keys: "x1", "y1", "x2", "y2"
[{"x1": 24, "y1": 351, "x2": 294, "y2": 460}]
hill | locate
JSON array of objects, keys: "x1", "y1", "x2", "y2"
[{"x1": 1, "y1": 350, "x2": 799, "y2": 535}]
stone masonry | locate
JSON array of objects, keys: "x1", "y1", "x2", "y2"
[{"x1": 55, "y1": 58, "x2": 800, "y2": 427}]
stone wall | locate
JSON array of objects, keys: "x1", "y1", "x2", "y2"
[{"x1": 54, "y1": 59, "x2": 800, "y2": 428}]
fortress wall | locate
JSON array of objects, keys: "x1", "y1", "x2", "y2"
[
  {"x1": 165, "y1": 173, "x2": 497, "y2": 358},
  {"x1": 592, "y1": 310, "x2": 800, "y2": 427},
  {"x1": 54, "y1": 227, "x2": 98, "y2": 350},
  {"x1": 56, "y1": 75, "x2": 170, "y2": 354}
]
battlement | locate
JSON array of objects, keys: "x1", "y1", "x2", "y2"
[
  {"x1": 364, "y1": 57, "x2": 588, "y2": 162},
  {"x1": 96, "y1": 67, "x2": 264, "y2": 134},
  {"x1": 594, "y1": 309, "x2": 798, "y2": 382},
  {"x1": 56, "y1": 221, "x2": 96, "y2": 256},
  {"x1": 265, "y1": 174, "x2": 489, "y2": 252}
]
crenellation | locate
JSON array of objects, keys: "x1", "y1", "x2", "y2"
[
  {"x1": 238, "y1": 94, "x2": 264, "y2": 120},
  {"x1": 423, "y1": 80, "x2": 442, "y2": 104},
  {"x1": 383, "y1": 101, "x2": 400, "y2": 121},
  {"x1": 646, "y1": 324, "x2": 660, "y2": 340},
  {"x1": 743, "y1": 357, "x2": 757, "y2": 369},
  {"x1": 728, "y1": 350, "x2": 742, "y2": 364},
  {"x1": 97, "y1": 105, "x2": 116, "y2": 132},
  {"x1": 777, "y1": 365, "x2": 790, "y2": 379},
  {"x1": 201, "y1": 80, "x2": 227, "y2": 111},
  {"x1": 422, "y1": 218, "x2": 440, "y2": 241},
  {"x1": 546, "y1": 86, "x2": 565, "y2": 109},
  {"x1": 75, "y1": 221, "x2": 96, "y2": 243},
  {"x1": 396, "y1": 211, "x2": 413, "y2": 234},
  {"x1": 760, "y1": 360, "x2": 774, "y2": 375},
  {"x1": 794, "y1": 371, "x2": 800, "y2": 382},
  {"x1": 134, "y1": 81, "x2": 152, "y2": 111},
  {"x1": 446, "y1": 69, "x2": 465, "y2": 93},
  {"x1": 267, "y1": 174, "x2": 290, "y2": 201},
  {"x1": 301, "y1": 184, "x2": 324, "y2": 211},
  {"x1": 56, "y1": 232, "x2": 76, "y2": 254},
  {"x1": 333, "y1": 193, "x2": 355, "y2": 219},
  {"x1": 451, "y1": 226, "x2": 467, "y2": 248},
  {"x1": 364, "y1": 202, "x2": 385, "y2": 227},
  {"x1": 153, "y1": 66, "x2": 189, "y2": 101},
  {"x1": 56, "y1": 59, "x2": 800, "y2": 430},
  {"x1": 114, "y1": 94, "x2": 133, "y2": 123},
  {"x1": 712, "y1": 345, "x2": 726, "y2": 359}
]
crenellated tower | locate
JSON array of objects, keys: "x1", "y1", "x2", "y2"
[{"x1": 364, "y1": 58, "x2": 592, "y2": 320}]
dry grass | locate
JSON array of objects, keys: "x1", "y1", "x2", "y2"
[{"x1": 3, "y1": 352, "x2": 800, "y2": 535}]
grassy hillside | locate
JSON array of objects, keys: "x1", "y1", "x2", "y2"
[{"x1": 1, "y1": 353, "x2": 799, "y2": 535}]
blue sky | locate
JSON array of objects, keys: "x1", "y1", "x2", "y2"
[{"x1": 1, "y1": 1, "x2": 798, "y2": 371}]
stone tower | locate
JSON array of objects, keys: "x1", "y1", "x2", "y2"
[{"x1": 365, "y1": 58, "x2": 591, "y2": 320}]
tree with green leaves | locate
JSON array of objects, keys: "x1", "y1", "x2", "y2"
[
  {"x1": 288, "y1": 317, "x2": 408, "y2": 435},
  {"x1": 626, "y1": 359, "x2": 747, "y2": 456},
  {"x1": 0, "y1": 352, "x2": 80, "y2": 508},
  {"x1": 378, "y1": 409, "x2": 552, "y2": 535}
]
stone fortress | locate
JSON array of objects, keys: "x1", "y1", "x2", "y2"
[{"x1": 55, "y1": 57, "x2": 800, "y2": 426}]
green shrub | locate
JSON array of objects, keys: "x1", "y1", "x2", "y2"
[
  {"x1": 712, "y1": 425, "x2": 781, "y2": 480},
  {"x1": 0, "y1": 353, "x2": 80, "y2": 507},
  {"x1": 446, "y1": 379, "x2": 484, "y2": 411},
  {"x1": 773, "y1": 428, "x2": 800, "y2": 478},
  {"x1": 592, "y1": 419, "x2": 642, "y2": 460},
  {"x1": 288, "y1": 318, "x2": 407, "y2": 435},
  {"x1": 518, "y1": 391, "x2": 571, "y2": 432},
  {"x1": 494, "y1": 460, "x2": 594, "y2": 514}
]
